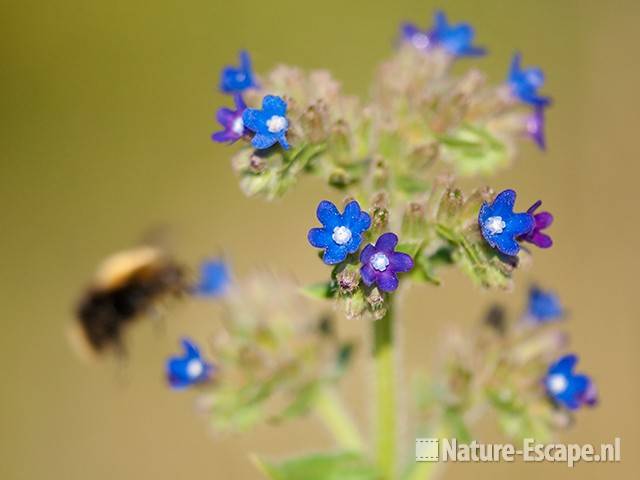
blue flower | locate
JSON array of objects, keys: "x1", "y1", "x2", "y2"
[
  {"x1": 525, "y1": 285, "x2": 563, "y2": 323},
  {"x1": 508, "y1": 53, "x2": 551, "y2": 107},
  {"x1": 545, "y1": 354, "x2": 597, "y2": 410},
  {"x1": 478, "y1": 189, "x2": 535, "y2": 256},
  {"x1": 166, "y1": 338, "x2": 214, "y2": 390},
  {"x1": 193, "y1": 259, "x2": 230, "y2": 297},
  {"x1": 308, "y1": 200, "x2": 371, "y2": 265},
  {"x1": 360, "y1": 233, "x2": 414, "y2": 292},
  {"x1": 220, "y1": 51, "x2": 258, "y2": 94},
  {"x1": 428, "y1": 11, "x2": 485, "y2": 57},
  {"x1": 242, "y1": 95, "x2": 290, "y2": 150},
  {"x1": 212, "y1": 94, "x2": 247, "y2": 144}
]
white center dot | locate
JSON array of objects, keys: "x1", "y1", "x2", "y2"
[
  {"x1": 266, "y1": 115, "x2": 287, "y2": 133},
  {"x1": 371, "y1": 252, "x2": 390, "y2": 272},
  {"x1": 485, "y1": 216, "x2": 506, "y2": 235},
  {"x1": 332, "y1": 226, "x2": 352, "y2": 245},
  {"x1": 231, "y1": 117, "x2": 244, "y2": 135},
  {"x1": 547, "y1": 374, "x2": 568, "y2": 394},
  {"x1": 412, "y1": 33, "x2": 430, "y2": 49},
  {"x1": 186, "y1": 359, "x2": 204, "y2": 379}
]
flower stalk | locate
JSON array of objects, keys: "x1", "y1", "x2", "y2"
[{"x1": 373, "y1": 300, "x2": 397, "y2": 479}]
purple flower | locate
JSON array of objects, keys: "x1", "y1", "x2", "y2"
[
  {"x1": 308, "y1": 200, "x2": 371, "y2": 265},
  {"x1": 360, "y1": 233, "x2": 414, "y2": 292},
  {"x1": 526, "y1": 106, "x2": 546, "y2": 150},
  {"x1": 478, "y1": 189, "x2": 535, "y2": 256},
  {"x1": 220, "y1": 51, "x2": 258, "y2": 94},
  {"x1": 212, "y1": 94, "x2": 247, "y2": 144},
  {"x1": 519, "y1": 200, "x2": 553, "y2": 248},
  {"x1": 545, "y1": 354, "x2": 597, "y2": 410},
  {"x1": 166, "y1": 338, "x2": 214, "y2": 390},
  {"x1": 242, "y1": 95, "x2": 290, "y2": 150}
]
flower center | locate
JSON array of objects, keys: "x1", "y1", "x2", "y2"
[
  {"x1": 186, "y1": 359, "x2": 204, "y2": 379},
  {"x1": 371, "y1": 252, "x2": 390, "y2": 272},
  {"x1": 231, "y1": 117, "x2": 244, "y2": 135},
  {"x1": 332, "y1": 226, "x2": 352, "y2": 245},
  {"x1": 411, "y1": 32, "x2": 430, "y2": 49},
  {"x1": 547, "y1": 373, "x2": 568, "y2": 394},
  {"x1": 266, "y1": 115, "x2": 287, "y2": 133},
  {"x1": 235, "y1": 72, "x2": 246, "y2": 83},
  {"x1": 485, "y1": 216, "x2": 506, "y2": 235}
]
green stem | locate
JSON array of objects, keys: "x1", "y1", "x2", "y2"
[
  {"x1": 314, "y1": 387, "x2": 364, "y2": 451},
  {"x1": 373, "y1": 302, "x2": 397, "y2": 479}
]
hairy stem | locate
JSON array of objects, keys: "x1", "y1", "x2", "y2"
[
  {"x1": 314, "y1": 386, "x2": 364, "y2": 451},
  {"x1": 373, "y1": 302, "x2": 397, "y2": 479}
]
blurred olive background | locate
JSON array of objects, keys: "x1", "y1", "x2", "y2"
[{"x1": 1, "y1": 0, "x2": 638, "y2": 478}]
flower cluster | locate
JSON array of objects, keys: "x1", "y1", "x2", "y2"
[
  {"x1": 213, "y1": 51, "x2": 291, "y2": 151},
  {"x1": 306, "y1": 199, "x2": 414, "y2": 319}
]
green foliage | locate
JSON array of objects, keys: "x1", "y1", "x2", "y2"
[{"x1": 253, "y1": 451, "x2": 381, "y2": 480}]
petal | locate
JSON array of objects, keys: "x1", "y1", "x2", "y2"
[
  {"x1": 375, "y1": 232, "x2": 398, "y2": 253},
  {"x1": 528, "y1": 231, "x2": 553, "y2": 248},
  {"x1": 494, "y1": 235, "x2": 520, "y2": 256},
  {"x1": 377, "y1": 271, "x2": 399, "y2": 292},
  {"x1": 346, "y1": 232, "x2": 362, "y2": 254},
  {"x1": 277, "y1": 133, "x2": 290, "y2": 150},
  {"x1": 360, "y1": 244, "x2": 376, "y2": 264},
  {"x1": 389, "y1": 252, "x2": 414, "y2": 273},
  {"x1": 216, "y1": 107, "x2": 235, "y2": 126},
  {"x1": 251, "y1": 133, "x2": 277, "y2": 150},
  {"x1": 242, "y1": 108, "x2": 264, "y2": 132},
  {"x1": 239, "y1": 50, "x2": 252, "y2": 74},
  {"x1": 316, "y1": 200, "x2": 341, "y2": 228},
  {"x1": 535, "y1": 211, "x2": 554, "y2": 229},
  {"x1": 509, "y1": 52, "x2": 522, "y2": 80},
  {"x1": 341, "y1": 200, "x2": 362, "y2": 225},
  {"x1": 233, "y1": 93, "x2": 246, "y2": 111},
  {"x1": 307, "y1": 227, "x2": 331, "y2": 248},
  {"x1": 492, "y1": 189, "x2": 516, "y2": 213},
  {"x1": 263, "y1": 95, "x2": 287, "y2": 116},
  {"x1": 401, "y1": 23, "x2": 421, "y2": 39},
  {"x1": 550, "y1": 354, "x2": 578, "y2": 376},
  {"x1": 360, "y1": 263, "x2": 376, "y2": 286},
  {"x1": 181, "y1": 338, "x2": 200, "y2": 358},
  {"x1": 212, "y1": 130, "x2": 237, "y2": 143},
  {"x1": 343, "y1": 201, "x2": 371, "y2": 233},
  {"x1": 505, "y1": 212, "x2": 535, "y2": 238},
  {"x1": 322, "y1": 244, "x2": 348, "y2": 265}
]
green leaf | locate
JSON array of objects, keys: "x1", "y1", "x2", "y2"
[
  {"x1": 253, "y1": 451, "x2": 381, "y2": 480},
  {"x1": 301, "y1": 281, "x2": 338, "y2": 300},
  {"x1": 438, "y1": 125, "x2": 508, "y2": 176}
]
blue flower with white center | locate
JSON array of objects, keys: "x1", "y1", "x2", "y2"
[
  {"x1": 242, "y1": 95, "x2": 290, "y2": 150},
  {"x1": 193, "y1": 258, "x2": 230, "y2": 297},
  {"x1": 166, "y1": 338, "x2": 214, "y2": 390},
  {"x1": 478, "y1": 189, "x2": 535, "y2": 256},
  {"x1": 508, "y1": 53, "x2": 551, "y2": 107},
  {"x1": 428, "y1": 11, "x2": 486, "y2": 57},
  {"x1": 308, "y1": 200, "x2": 371, "y2": 265},
  {"x1": 220, "y1": 50, "x2": 258, "y2": 94},
  {"x1": 524, "y1": 285, "x2": 563, "y2": 324},
  {"x1": 545, "y1": 354, "x2": 597, "y2": 410}
]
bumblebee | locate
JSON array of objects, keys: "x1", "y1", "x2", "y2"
[{"x1": 71, "y1": 246, "x2": 186, "y2": 357}]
